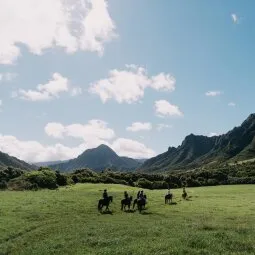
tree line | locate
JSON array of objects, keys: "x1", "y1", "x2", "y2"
[{"x1": 0, "y1": 161, "x2": 255, "y2": 191}]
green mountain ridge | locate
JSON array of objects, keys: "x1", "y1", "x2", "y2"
[
  {"x1": 1, "y1": 114, "x2": 255, "y2": 173},
  {"x1": 0, "y1": 151, "x2": 34, "y2": 170},
  {"x1": 140, "y1": 113, "x2": 255, "y2": 172}
]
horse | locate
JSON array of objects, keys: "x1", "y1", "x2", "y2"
[
  {"x1": 98, "y1": 196, "x2": 113, "y2": 212},
  {"x1": 121, "y1": 196, "x2": 133, "y2": 211},
  {"x1": 165, "y1": 193, "x2": 173, "y2": 204},
  {"x1": 133, "y1": 195, "x2": 147, "y2": 213},
  {"x1": 182, "y1": 191, "x2": 187, "y2": 200}
]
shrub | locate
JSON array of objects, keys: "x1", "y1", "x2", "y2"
[
  {"x1": 152, "y1": 181, "x2": 169, "y2": 189},
  {"x1": 7, "y1": 178, "x2": 34, "y2": 191},
  {"x1": 207, "y1": 178, "x2": 219, "y2": 186},
  {"x1": 72, "y1": 175, "x2": 79, "y2": 184},
  {"x1": 0, "y1": 167, "x2": 24, "y2": 182},
  {"x1": 185, "y1": 177, "x2": 201, "y2": 187},
  {"x1": 128, "y1": 179, "x2": 135, "y2": 187},
  {"x1": 135, "y1": 178, "x2": 153, "y2": 189},
  {"x1": 56, "y1": 171, "x2": 68, "y2": 186},
  {"x1": 24, "y1": 169, "x2": 58, "y2": 189},
  {"x1": 0, "y1": 180, "x2": 8, "y2": 190},
  {"x1": 197, "y1": 177, "x2": 206, "y2": 186}
]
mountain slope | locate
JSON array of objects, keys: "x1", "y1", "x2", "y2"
[
  {"x1": 34, "y1": 160, "x2": 68, "y2": 167},
  {"x1": 50, "y1": 144, "x2": 141, "y2": 172},
  {"x1": 140, "y1": 113, "x2": 255, "y2": 172},
  {"x1": 0, "y1": 151, "x2": 35, "y2": 170}
]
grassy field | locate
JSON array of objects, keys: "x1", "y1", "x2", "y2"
[{"x1": 0, "y1": 184, "x2": 255, "y2": 255}]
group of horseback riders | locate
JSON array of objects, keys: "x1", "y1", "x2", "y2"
[
  {"x1": 103, "y1": 189, "x2": 147, "y2": 202},
  {"x1": 98, "y1": 187, "x2": 188, "y2": 212}
]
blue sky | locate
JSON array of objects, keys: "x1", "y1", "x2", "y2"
[{"x1": 0, "y1": 0, "x2": 254, "y2": 162}]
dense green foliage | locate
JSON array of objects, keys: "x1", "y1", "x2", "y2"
[
  {"x1": 0, "y1": 184, "x2": 255, "y2": 254},
  {"x1": 69, "y1": 162, "x2": 255, "y2": 189},
  {"x1": 0, "y1": 167, "x2": 69, "y2": 190},
  {"x1": 1, "y1": 160, "x2": 255, "y2": 191}
]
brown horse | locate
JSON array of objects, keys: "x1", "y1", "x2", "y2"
[
  {"x1": 121, "y1": 196, "x2": 133, "y2": 211},
  {"x1": 182, "y1": 189, "x2": 187, "y2": 200},
  {"x1": 98, "y1": 196, "x2": 113, "y2": 212},
  {"x1": 165, "y1": 193, "x2": 173, "y2": 204},
  {"x1": 133, "y1": 195, "x2": 147, "y2": 213}
]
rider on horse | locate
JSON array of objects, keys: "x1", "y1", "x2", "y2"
[
  {"x1": 182, "y1": 187, "x2": 187, "y2": 199},
  {"x1": 139, "y1": 190, "x2": 146, "y2": 203},
  {"x1": 103, "y1": 189, "x2": 108, "y2": 200},
  {"x1": 124, "y1": 191, "x2": 128, "y2": 199}
]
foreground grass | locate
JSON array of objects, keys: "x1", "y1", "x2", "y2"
[{"x1": 0, "y1": 184, "x2": 255, "y2": 255}]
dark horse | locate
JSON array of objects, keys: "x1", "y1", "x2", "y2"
[
  {"x1": 121, "y1": 196, "x2": 133, "y2": 211},
  {"x1": 98, "y1": 196, "x2": 113, "y2": 212},
  {"x1": 165, "y1": 193, "x2": 173, "y2": 204},
  {"x1": 133, "y1": 195, "x2": 147, "y2": 213},
  {"x1": 182, "y1": 191, "x2": 187, "y2": 200},
  {"x1": 182, "y1": 187, "x2": 188, "y2": 200}
]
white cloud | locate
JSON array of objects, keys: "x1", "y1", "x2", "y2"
[
  {"x1": 89, "y1": 65, "x2": 176, "y2": 103},
  {"x1": 45, "y1": 119, "x2": 115, "y2": 142},
  {"x1": 0, "y1": 118, "x2": 156, "y2": 162},
  {"x1": 0, "y1": 99, "x2": 2, "y2": 112},
  {"x1": 208, "y1": 132, "x2": 219, "y2": 137},
  {"x1": 205, "y1": 91, "x2": 223, "y2": 97},
  {"x1": 111, "y1": 138, "x2": 156, "y2": 159},
  {"x1": 155, "y1": 100, "x2": 183, "y2": 118},
  {"x1": 0, "y1": 134, "x2": 88, "y2": 162},
  {"x1": 126, "y1": 122, "x2": 152, "y2": 132},
  {"x1": 0, "y1": 0, "x2": 116, "y2": 64},
  {"x1": 0, "y1": 134, "x2": 155, "y2": 162},
  {"x1": 231, "y1": 13, "x2": 239, "y2": 24},
  {"x1": 0, "y1": 72, "x2": 17, "y2": 83},
  {"x1": 228, "y1": 102, "x2": 236, "y2": 107},
  {"x1": 157, "y1": 123, "x2": 172, "y2": 131},
  {"x1": 17, "y1": 73, "x2": 81, "y2": 101}
]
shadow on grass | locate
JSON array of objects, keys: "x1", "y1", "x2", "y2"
[
  {"x1": 100, "y1": 210, "x2": 113, "y2": 215},
  {"x1": 166, "y1": 202, "x2": 178, "y2": 205},
  {"x1": 123, "y1": 209, "x2": 136, "y2": 213},
  {"x1": 140, "y1": 211, "x2": 153, "y2": 215}
]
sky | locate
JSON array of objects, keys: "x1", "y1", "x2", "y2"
[{"x1": 0, "y1": 0, "x2": 254, "y2": 163}]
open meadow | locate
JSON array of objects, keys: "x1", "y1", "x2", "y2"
[{"x1": 0, "y1": 184, "x2": 255, "y2": 255}]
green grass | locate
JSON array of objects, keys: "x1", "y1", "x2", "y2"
[{"x1": 1, "y1": 184, "x2": 255, "y2": 255}]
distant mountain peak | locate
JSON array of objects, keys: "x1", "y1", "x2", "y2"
[
  {"x1": 49, "y1": 144, "x2": 140, "y2": 172},
  {"x1": 243, "y1": 113, "x2": 255, "y2": 124},
  {"x1": 97, "y1": 144, "x2": 112, "y2": 150},
  {"x1": 248, "y1": 113, "x2": 255, "y2": 118}
]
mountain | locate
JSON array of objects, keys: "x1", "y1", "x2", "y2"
[
  {"x1": 34, "y1": 160, "x2": 68, "y2": 167},
  {"x1": 0, "y1": 151, "x2": 35, "y2": 170},
  {"x1": 49, "y1": 144, "x2": 141, "y2": 172},
  {"x1": 135, "y1": 158, "x2": 148, "y2": 164},
  {"x1": 140, "y1": 113, "x2": 255, "y2": 172}
]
